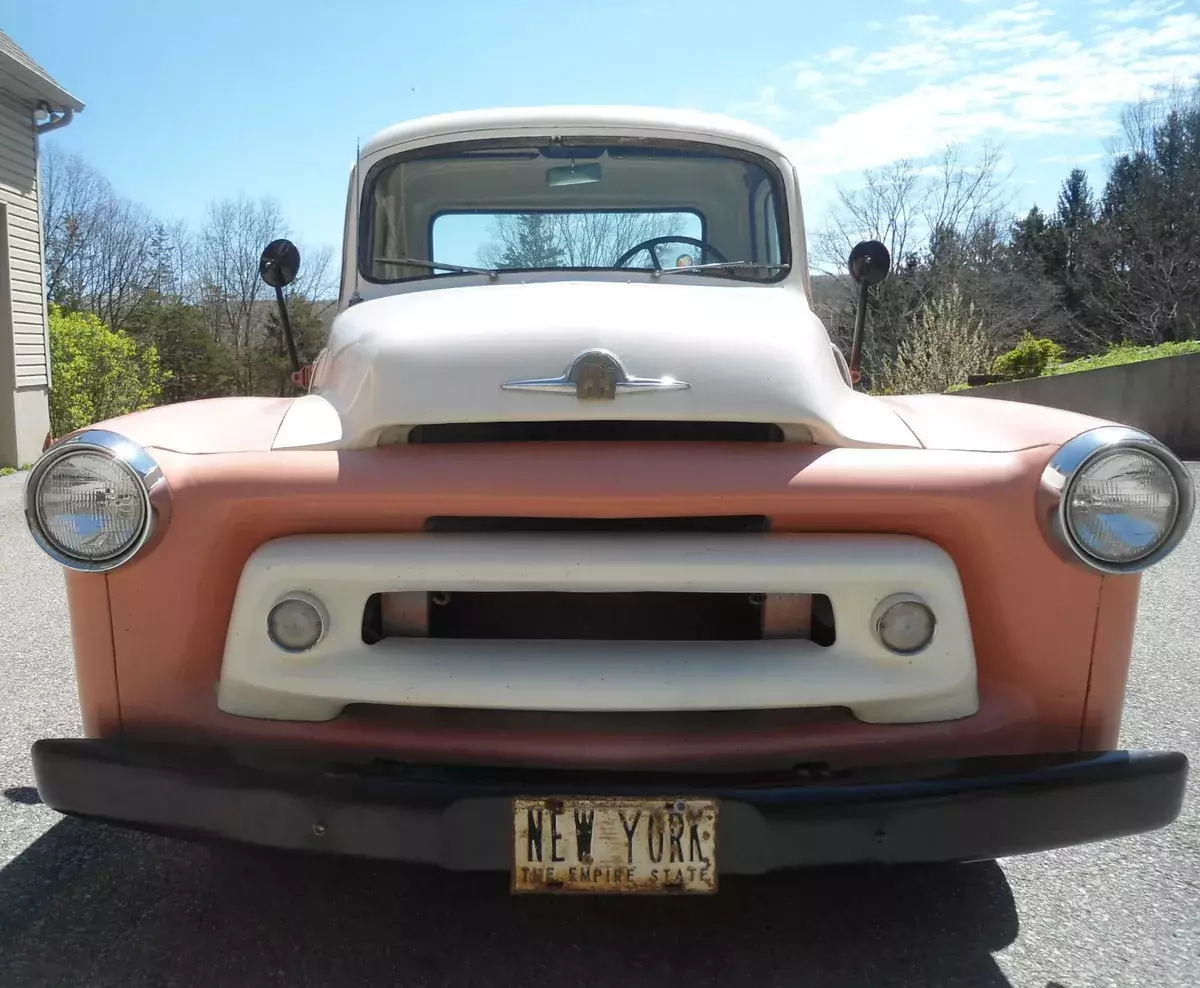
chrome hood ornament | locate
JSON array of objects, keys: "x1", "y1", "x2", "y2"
[{"x1": 502, "y1": 349, "x2": 690, "y2": 401}]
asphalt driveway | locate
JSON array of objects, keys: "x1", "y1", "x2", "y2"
[{"x1": 1, "y1": 467, "x2": 1196, "y2": 987}]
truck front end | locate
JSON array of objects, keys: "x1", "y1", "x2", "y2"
[{"x1": 25, "y1": 108, "x2": 1191, "y2": 893}]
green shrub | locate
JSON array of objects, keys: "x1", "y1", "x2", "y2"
[
  {"x1": 990, "y1": 332, "x2": 1065, "y2": 381},
  {"x1": 48, "y1": 305, "x2": 165, "y2": 437},
  {"x1": 874, "y1": 285, "x2": 997, "y2": 396}
]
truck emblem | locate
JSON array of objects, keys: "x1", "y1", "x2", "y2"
[{"x1": 502, "y1": 349, "x2": 690, "y2": 401}]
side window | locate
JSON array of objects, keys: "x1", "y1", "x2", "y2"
[
  {"x1": 750, "y1": 180, "x2": 780, "y2": 265},
  {"x1": 762, "y1": 189, "x2": 780, "y2": 265}
]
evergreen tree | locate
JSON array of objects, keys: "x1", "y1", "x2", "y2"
[
  {"x1": 125, "y1": 295, "x2": 234, "y2": 403},
  {"x1": 498, "y1": 214, "x2": 564, "y2": 268}
]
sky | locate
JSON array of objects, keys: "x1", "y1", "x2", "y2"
[{"x1": 8, "y1": 0, "x2": 1200, "y2": 267}]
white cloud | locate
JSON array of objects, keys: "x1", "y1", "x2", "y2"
[
  {"x1": 856, "y1": 42, "x2": 966, "y2": 78},
  {"x1": 825, "y1": 46, "x2": 858, "y2": 63},
  {"x1": 727, "y1": 85, "x2": 788, "y2": 122},
  {"x1": 1095, "y1": 0, "x2": 1182, "y2": 25},
  {"x1": 778, "y1": 5, "x2": 1200, "y2": 182},
  {"x1": 794, "y1": 65, "x2": 825, "y2": 90},
  {"x1": 1039, "y1": 152, "x2": 1106, "y2": 165}
]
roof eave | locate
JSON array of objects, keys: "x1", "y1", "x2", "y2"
[{"x1": 0, "y1": 55, "x2": 85, "y2": 113}]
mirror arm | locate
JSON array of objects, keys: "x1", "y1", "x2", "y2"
[
  {"x1": 845, "y1": 240, "x2": 892, "y2": 389},
  {"x1": 849, "y1": 278, "x2": 869, "y2": 383},
  {"x1": 274, "y1": 284, "x2": 301, "y2": 374},
  {"x1": 258, "y1": 239, "x2": 303, "y2": 377}
]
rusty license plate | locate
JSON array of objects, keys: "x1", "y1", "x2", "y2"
[{"x1": 512, "y1": 796, "x2": 718, "y2": 894}]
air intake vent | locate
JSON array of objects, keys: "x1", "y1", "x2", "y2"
[
  {"x1": 406, "y1": 421, "x2": 785, "y2": 444},
  {"x1": 362, "y1": 590, "x2": 836, "y2": 644}
]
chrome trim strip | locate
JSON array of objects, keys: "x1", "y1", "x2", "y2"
[
  {"x1": 23, "y1": 429, "x2": 172, "y2": 573},
  {"x1": 502, "y1": 348, "x2": 689, "y2": 400},
  {"x1": 1038, "y1": 426, "x2": 1195, "y2": 575}
]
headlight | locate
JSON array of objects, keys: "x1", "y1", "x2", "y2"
[
  {"x1": 1041, "y1": 426, "x2": 1194, "y2": 574},
  {"x1": 25, "y1": 430, "x2": 171, "y2": 572}
]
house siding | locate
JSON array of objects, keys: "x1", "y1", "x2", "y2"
[
  {"x1": 0, "y1": 91, "x2": 48, "y2": 389},
  {"x1": 0, "y1": 85, "x2": 51, "y2": 465}
]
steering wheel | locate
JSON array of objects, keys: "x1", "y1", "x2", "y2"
[{"x1": 613, "y1": 235, "x2": 729, "y2": 271}]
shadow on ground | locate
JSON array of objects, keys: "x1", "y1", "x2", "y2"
[{"x1": 0, "y1": 818, "x2": 1019, "y2": 988}]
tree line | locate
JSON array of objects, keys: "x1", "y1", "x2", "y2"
[
  {"x1": 40, "y1": 84, "x2": 1199, "y2": 434},
  {"x1": 40, "y1": 150, "x2": 335, "y2": 434},
  {"x1": 813, "y1": 83, "x2": 1200, "y2": 394}
]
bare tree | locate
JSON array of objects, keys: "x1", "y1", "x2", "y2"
[
  {"x1": 1115, "y1": 81, "x2": 1196, "y2": 159},
  {"x1": 813, "y1": 142, "x2": 1065, "y2": 387},
  {"x1": 923, "y1": 144, "x2": 1011, "y2": 251},
  {"x1": 478, "y1": 211, "x2": 688, "y2": 269},
  {"x1": 292, "y1": 243, "x2": 337, "y2": 305},
  {"x1": 551, "y1": 212, "x2": 688, "y2": 267},
  {"x1": 815, "y1": 158, "x2": 923, "y2": 277},
  {"x1": 83, "y1": 197, "x2": 158, "y2": 331},
  {"x1": 41, "y1": 146, "x2": 107, "y2": 307},
  {"x1": 196, "y1": 196, "x2": 286, "y2": 394},
  {"x1": 40, "y1": 146, "x2": 159, "y2": 329},
  {"x1": 157, "y1": 219, "x2": 196, "y2": 303}
]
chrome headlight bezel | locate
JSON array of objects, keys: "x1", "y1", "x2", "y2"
[
  {"x1": 24, "y1": 429, "x2": 172, "y2": 573},
  {"x1": 1040, "y1": 426, "x2": 1194, "y2": 575}
]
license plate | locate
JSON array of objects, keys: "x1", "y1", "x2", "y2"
[{"x1": 511, "y1": 797, "x2": 718, "y2": 894}]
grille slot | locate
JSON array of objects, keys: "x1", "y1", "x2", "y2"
[
  {"x1": 406, "y1": 421, "x2": 785, "y2": 444},
  {"x1": 362, "y1": 591, "x2": 835, "y2": 644}
]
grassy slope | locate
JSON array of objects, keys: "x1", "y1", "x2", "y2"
[{"x1": 1050, "y1": 340, "x2": 1200, "y2": 375}]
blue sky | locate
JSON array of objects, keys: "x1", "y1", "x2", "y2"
[{"x1": 9, "y1": 0, "x2": 1200, "y2": 263}]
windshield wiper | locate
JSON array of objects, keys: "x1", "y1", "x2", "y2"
[
  {"x1": 375, "y1": 256, "x2": 499, "y2": 280},
  {"x1": 651, "y1": 261, "x2": 790, "y2": 279}
]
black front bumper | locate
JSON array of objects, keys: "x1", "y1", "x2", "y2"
[{"x1": 32, "y1": 740, "x2": 1187, "y2": 873}]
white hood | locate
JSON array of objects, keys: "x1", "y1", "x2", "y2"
[{"x1": 273, "y1": 280, "x2": 920, "y2": 450}]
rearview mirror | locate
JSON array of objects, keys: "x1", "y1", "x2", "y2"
[
  {"x1": 259, "y1": 238, "x2": 301, "y2": 289},
  {"x1": 847, "y1": 239, "x2": 891, "y2": 287},
  {"x1": 547, "y1": 163, "x2": 602, "y2": 187}
]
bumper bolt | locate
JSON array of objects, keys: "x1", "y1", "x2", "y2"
[{"x1": 312, "y1": 822, "x2": 327, "y2": 837}]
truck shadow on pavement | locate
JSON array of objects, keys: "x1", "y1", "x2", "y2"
[{"x1": 0, "y1": 817, "x2": 1020, "y2": 988}]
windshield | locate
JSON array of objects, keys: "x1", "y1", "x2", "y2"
[{"x1": 361, "y1": 139, "x2": 788, "y2": 283}]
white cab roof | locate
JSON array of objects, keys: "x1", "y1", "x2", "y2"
[{"x1": 361, "y1": 106, "x2": 790, "y2": 159}]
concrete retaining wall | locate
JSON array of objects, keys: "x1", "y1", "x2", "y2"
[{"x1": 959, "y1": 351, "x2": 1200, "y2": 456}]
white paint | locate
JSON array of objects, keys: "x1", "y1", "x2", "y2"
[
  {"x1": 272, "y1": 393, "x2": 343, "y2": 449},
  {"x1": 216, "y1": 533, "x2": 978, "y2": 724},
  {"x1": 275, "y1": 280, "x2": 919, "y2": 451}
]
